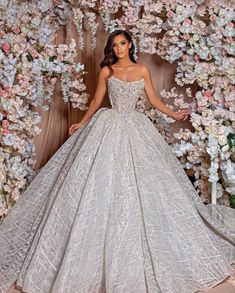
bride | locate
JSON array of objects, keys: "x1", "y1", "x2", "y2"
[
  {"x1": 69, "y1": 31, "x2": 189, "y2": 134},
  {"x1": 0, "y1": 29, "x2": 234, "y2": 293}
]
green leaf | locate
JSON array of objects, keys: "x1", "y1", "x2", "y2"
[
  {"x1": 222, "y1": 120, "x2": 231, "y2": 126},
  {"x1": 49, "y1": 55, "x2": 56, "y2": 62},
  {"x1": 26, "y1": 53, "x2": 34, "y2": 62},
  {"x1": 227, "y1": 133, "x2": 235, "y2": 148},
  {"x1": 63, "y1": 61, "x2": 73, "y2": 65},
  {"x1": 230, "y1": 194, "x2": 235, "y2": 208}
]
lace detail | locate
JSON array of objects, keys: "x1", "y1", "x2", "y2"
[{"x1": 0, "y1": 78, "x2": 234, "y2": 293}]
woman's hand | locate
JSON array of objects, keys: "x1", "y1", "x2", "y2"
[
  {"x1": 172, "y1": 109, "x2": 190, "y2": 121},
  {"x1": 69, "y1": 122, "x2": 84, "y2": 135}
]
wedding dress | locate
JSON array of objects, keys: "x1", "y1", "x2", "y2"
[{"x1": 0, "y1": 75, "x2": 234, "y2": 293}]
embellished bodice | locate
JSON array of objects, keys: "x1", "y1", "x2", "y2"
[{"x1": 107, "y1": 75, "x2": 145, "y2": 116}]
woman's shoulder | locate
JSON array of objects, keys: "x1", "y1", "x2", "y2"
[
  {"x1": 100, "y1": 66, "x2": 110, "y2": 74},
  {"x1": 135, "y1": 63, "x2": 149, "y2": 76},
  {"x1": 136, "y1": 63, "x2": 148, "y2": 71},
  {"x1": 99, "y1": 66, "x2": 111, "y2": 79}
]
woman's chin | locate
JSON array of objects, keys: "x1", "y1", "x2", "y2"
[{"x1": 117, "y1": 54, "x2": 125, "y2": 59}]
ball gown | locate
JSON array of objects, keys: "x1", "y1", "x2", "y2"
[{"x1": 0, "y1": 75, "x2": 234, "y2": 293}]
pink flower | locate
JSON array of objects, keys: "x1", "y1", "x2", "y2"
[
  {"x1": 209, "y1": 76, "x2": 216, "y2": 84},
  {"x1": 67, "y1": 66, "x2": 73, "y2": 73},
  {"x1": 13, "y1": 26, "x2": 21, "y2": 34},
  {"x1": 1, "y1": 42, "x2": 11, "y2": 54},
  {"x1": 226, "y1": 37, "x2": 233, "y2": 44},
  {"x1": 0, "y1": 30, "x2": 5, "y2": 38},
  {"x1": 209, "y1": 14, "x2": 216, "y2": 22},
  {"x1": 194, "y1": 54, "x2": 200, "y2": 61},
  {"x1": 2, "y1": 128, "x2": 9, "y2": 135},
  {"x1": 0, "y1": 89, "x2": 4, "y2": 96},
  {"x1": 3, "y1": 86, "x2": 11, "y2": 97},
  {"x1": 204, "y1": 90, "x2": 213, "y2": 99},
  {"x1": 183, "y1": 34, "x2": 190, "y2": 40},
  {"x1": 197, "y1": 106, "x2": 203, "y2": 113},
  {"x1": 222, "y1": 49, "x2": 227, "y2": 56},
  {"x1": 167, "y1": 10, "x2": 174, "y2": 18},
  {"x1": 176, "y1": 24, "x2": 181, "y2": 30},
  {"x1": 30, "y1": 49, "x2": 39, "y2": 58},
  {"x1": 56, "y1": 54, "x2": 64, "y2": 61},
  {"x1": 2, "y1": 120, "x2": 9, "y2": 128},
  {"x1": 226, "y1": 21, "x2": 234, "y2": 28},
  {"x1": 183, "y1": 18, "x2": 191, "y2": 25}
]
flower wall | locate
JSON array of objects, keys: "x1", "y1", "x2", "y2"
[
  {"x1": 0, "y1": 1, "x2": 89, "y2": 219},
  {"x1": 0, "y1": 0, "x2": 234, "y2": 219}
]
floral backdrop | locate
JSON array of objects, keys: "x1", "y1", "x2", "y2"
[{"x1": 0, "y1": 0, "x2": 234, "y2": 220}]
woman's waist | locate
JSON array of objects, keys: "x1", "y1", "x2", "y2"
[{"x1": 109, "y1": 107, "x2": 137, "y2": 117}]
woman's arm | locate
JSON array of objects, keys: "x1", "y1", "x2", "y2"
[
  {"x1": 69, "y1": 66, "x2": 109, "y2": 135},
  {"x1": 142, "y1": 65, "x2": 189, "y2": 121}
]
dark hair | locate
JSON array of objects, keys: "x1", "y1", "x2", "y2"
[{"x1": 100, "y1": 30, "x2": 136, "y2": 72}]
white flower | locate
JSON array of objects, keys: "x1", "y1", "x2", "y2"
[{"x1": 217, "y1": 135, "x2": 227, "y2": 146}]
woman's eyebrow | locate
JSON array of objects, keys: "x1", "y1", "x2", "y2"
[{"x1": 113, "y1": 40, "x2": 126, "y2": 45}]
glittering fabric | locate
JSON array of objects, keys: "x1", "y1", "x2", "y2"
[{"x1": 0, "y1": 76, "x2": 234, "y2": 293}]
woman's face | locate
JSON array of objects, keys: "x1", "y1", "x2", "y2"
[{"x1": 112, "y1": 34, "x2": 131, "y2": 59}]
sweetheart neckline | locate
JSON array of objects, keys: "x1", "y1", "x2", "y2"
[{"x1": 108, "y1": 75, "x2": 144, "y2": 83}]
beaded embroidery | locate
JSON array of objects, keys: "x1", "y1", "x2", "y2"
[{"x1": 107, "y1": 75, "x2": 145, "y2": 117}]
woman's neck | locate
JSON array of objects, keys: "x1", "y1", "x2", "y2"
[{"x1": 114, "y1": 60, "x2": 135, "y2": 68}]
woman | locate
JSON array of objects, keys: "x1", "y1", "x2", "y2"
[
  {"x1": 69, "y1": 30, "x2": 189, "y2": 134},
  {"x1": 0, "y1": 30, "x2": 234, "y2": 293}
]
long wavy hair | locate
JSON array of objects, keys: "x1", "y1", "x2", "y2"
[{"x1": 100, "y1": 30, "x2": 136, "y2": 73}]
